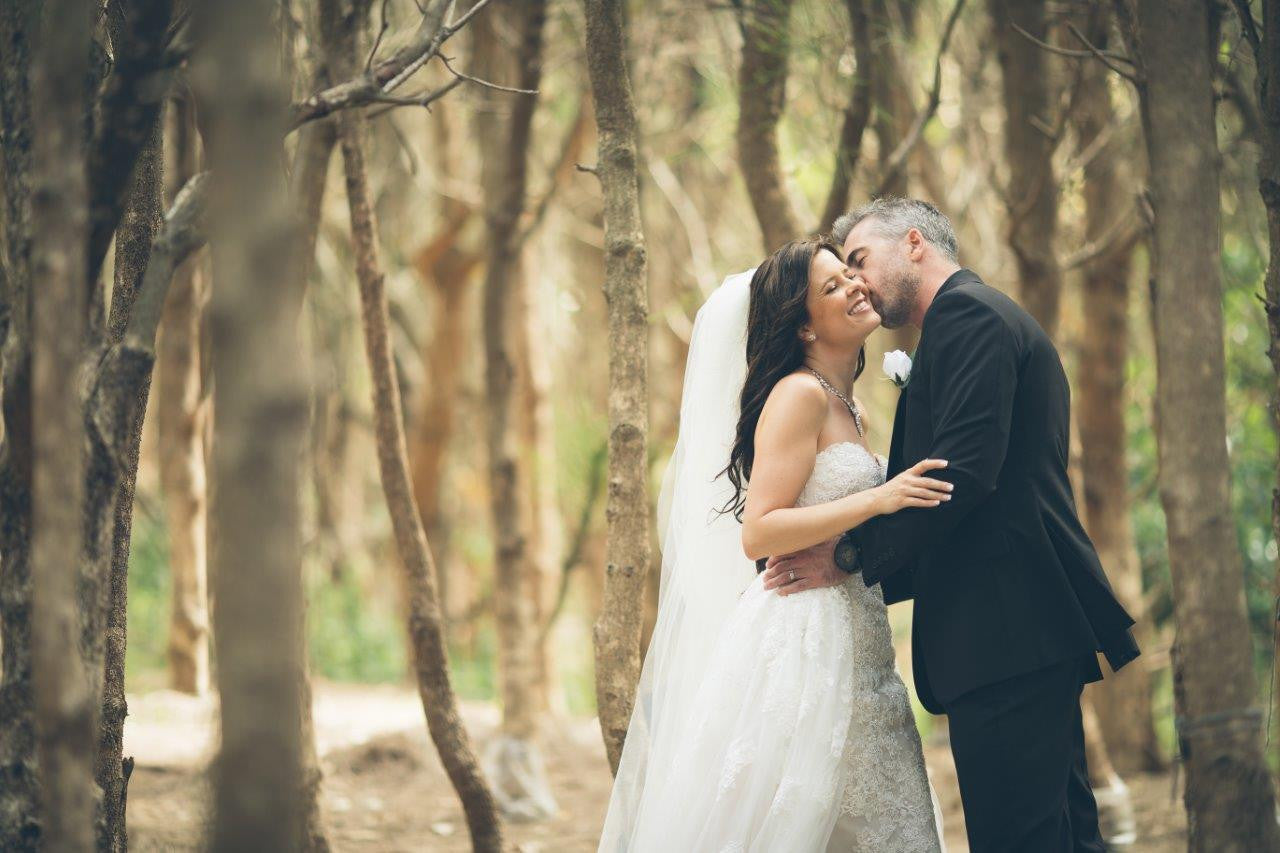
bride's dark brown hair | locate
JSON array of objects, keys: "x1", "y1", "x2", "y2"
[{"x1": 718, "y1": 237, "x2": 865, "y2": 521}]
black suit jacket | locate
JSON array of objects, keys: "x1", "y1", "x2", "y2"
[{"x1": 842, "y1": 269, "x2": 1140, "y2": 713}]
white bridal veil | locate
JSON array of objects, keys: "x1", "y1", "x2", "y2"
[{"x1": 598, "y1": 269, "x2": 758, "y2": 850}]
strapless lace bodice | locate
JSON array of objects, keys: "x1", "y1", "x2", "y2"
[{"x1": 796, "y1": 441, "x2": 887, "y2": 507}]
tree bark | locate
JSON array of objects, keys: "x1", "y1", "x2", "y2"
[
  {"x1": 1129, "y1": 0, "x2": 1280, "y2": 847},
  {"x1": 320, "y1": 0, "x2": 506, "y2": 848},
  {"x1": 583, "y1": 0, "x2": 652, "y2": 776},
  {"x1": 159, "y1": 91, "x2": 211, "y2": 698},
  {"x1": 96, "y1": 68, "x2": 167, "y2": 853},
  {"x1": 989, "y1": 0, "x2": 1063, "y2": 338},
  {"x1": 1070, "y1": 8, "x2": 1160, "y2": 775},
  {"x1": 1227, "y1": 0, "x2": 1280, "y2": 760},
  {"x1": 29, "y1": 1, "x2": 95, "y2": 850},
  {"x1": 194, "y1": 0, "x2": 308, "y2": 847},
  {"x1": 0, "y1": 4, "x2": 41, "y2": 845},
  {"x1": 1, "y1": 3, "x2": 198, "y2": 845},
  {"x1": 737, "y1": 0, "x2": 802, "y2": 252},
  {"x1": 471, "y1": 1, "x2": 558, "y2": 819}
]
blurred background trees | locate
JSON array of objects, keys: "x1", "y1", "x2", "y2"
[{"x1": 1, "y1": 0, "x2": 1278, "y2": 849}]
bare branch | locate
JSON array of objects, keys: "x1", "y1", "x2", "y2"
[
  {"x1": 122, "y1": 171, "x2": 209, "y2": 353},
  {"x1": 365, "y1": 0, "x2": 392, "y2": 72},
  {"x1": 1011, "y1": 21, "x2": 1133, "y2": 63},
  {"x1": 1060, "y1": 206, "x2": 1143, "y2": 271},
  {"x1": 288, "y1": 0, "x2": 496, "y2": 129},
  {"x1": 1066, "y1": 21, "x2": 1141, "y2": 86},
  {"x1": 439, "y1": 54, "x2": 538, "y2": 95},
  {"x1": 871, "y1": 0, "x2": 967, "y2": 199}
]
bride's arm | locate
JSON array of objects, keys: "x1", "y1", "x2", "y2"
[{"x1": 740, "y1": 377, "x2": 890, "y2": 561}]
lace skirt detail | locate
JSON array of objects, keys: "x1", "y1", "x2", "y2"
[{"x1": 628, "y1": 574, "x2": 941, "y2": 852}]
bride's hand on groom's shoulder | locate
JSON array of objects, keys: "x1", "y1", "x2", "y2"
[{"x1": 873, "y1": 458, "x2": 953, "y2": 516}]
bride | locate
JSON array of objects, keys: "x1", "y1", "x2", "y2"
[{"x1": 599, "y1": 238, "x2": 949, "y2": 851}]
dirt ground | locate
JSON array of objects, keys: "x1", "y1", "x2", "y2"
[{"x1": 125, "y1": 680, "x2": 1187, "y2": 851}]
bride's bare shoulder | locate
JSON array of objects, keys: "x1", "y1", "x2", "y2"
[{"x1": 758, "y1": 372, "x2": 826, "y2": 432}]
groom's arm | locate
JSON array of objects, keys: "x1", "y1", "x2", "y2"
[{"x1": 837, "y1": 293, "x2": 1020, "y2": 587}]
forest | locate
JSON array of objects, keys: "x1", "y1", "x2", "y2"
[{"x1": 0, "y1": 0, "x2": 1278, "y2": 850}]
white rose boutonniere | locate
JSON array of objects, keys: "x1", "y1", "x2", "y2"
[{"x1": 883, "y1": 350, "x2": 912, "y2": 389}]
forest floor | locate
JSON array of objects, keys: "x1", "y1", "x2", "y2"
[{"x1": 126, "y1": 680, "x2": 1187, "y2": 851}]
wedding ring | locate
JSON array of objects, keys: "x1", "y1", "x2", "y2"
[{"x1": 789, "y1": 570, "x2": 796, "y2": 582}]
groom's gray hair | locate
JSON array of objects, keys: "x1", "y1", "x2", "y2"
[{"x1": 832, "y1": 197, "x2": 959, "y2": 263}]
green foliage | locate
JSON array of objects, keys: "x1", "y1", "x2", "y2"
[
  {"x1": 1128, "y1": 220, "x2": 1279, "y2": 703},
  {"x1": 306, "y1": 560, "x2": 407, "y2": 684},
  {"x1": 124, "y1": 504, "x2": 173, "y2": 690}
]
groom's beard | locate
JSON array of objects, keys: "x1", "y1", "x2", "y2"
[{"x1": 875, "y1": 265, "x2": 920, "y2": 329}]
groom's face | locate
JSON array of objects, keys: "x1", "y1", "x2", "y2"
[{"x1": 841, "y1": 219, "x2": 919, "y2": 330}]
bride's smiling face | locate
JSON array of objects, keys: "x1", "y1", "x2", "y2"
[{"x1": 799, "y1": 248, "x2": 880, "y2": 346}]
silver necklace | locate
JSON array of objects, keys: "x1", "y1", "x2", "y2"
[{"x1": 806, "y1": 366, "x2": 863, "y2": 437}]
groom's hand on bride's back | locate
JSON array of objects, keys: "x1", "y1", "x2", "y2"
[{"x1": 760, "y1": 537, "x2": 846, "y2": 596}]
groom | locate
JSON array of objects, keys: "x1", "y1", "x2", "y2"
[{"x1": 761, "y1": 197, "x2": 1140, "y2": 851}]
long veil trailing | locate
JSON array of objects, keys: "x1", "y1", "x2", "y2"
[{"x1": 597, "y1": 270, "x2": 758, "y2": 851}]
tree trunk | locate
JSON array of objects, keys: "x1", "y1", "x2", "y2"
[
  {"x1": 868, "y1": 0, "x2": 914, "y2": 199},
  {"x1": 989, "y1": 0, "x2": 1063, "y2": 338},
  {"x1": 1130, "y1": 0, "x2": 1280, "y2": 847},
  {"x1": 1229, "y1": 0, "x2": 1280, "y2": 760},
  {"x1": 738, "y1": 0, "x2": 802, "y2": 252},
  {"x1": 159, "y1": 93, "x2": 211, "y2": 699},
  {"x1": 408, "y1": 195, "x2": 480, "y2": 631},
  {"x1": 583, "y1": 0, "x2": 652, "y2": 776},
  {"x1": 818, "y1": 0, "x2": 874, "y2": 233},
  {"x1": 287, "y1": 36, "x2": 341, "y2": 853},
  {"x1": 195, "y1": 0, "x2": 307, "y2": 846},
  {"x1": 864, "y1": 0, "x2": 919, "y2": 358},
  {"x1": 96, "y1": 82, "x2": 167, "y2": 853},
  {"x1": 0, "y1": 1, "x2": 40, "y2": 846},
  {"x1": 515, "y1": 253, "x2": 566, "y2": 716},
  {"x1": 1070, "y1": 9, "x2": 1160, "y2": 775},
  {"x1": 320, "y1": 0, "x2": 506, "y2": 848},
  {"x1": 29, "y1": 1, "x2": 95, "y2": 850},
  {"x1": 472, "y1": 1, "x2": 558, "y2": 819}
]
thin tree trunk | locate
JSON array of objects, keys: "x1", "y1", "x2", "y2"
[
  {"x1": 159, "y1": 92, "x2": 210, "y2": 698},
  {"x1": 288, "y1": 40, "x2": 341, "y2": 853},
  {"x1": 1070, "y1": 8, "x2": 1160, "y2": 775},
  {"x1": 472, "y1": 1, "x2": 558, "y2": 818},
  {"x1": 1227, "y1": 0, "x2": 1280, "y2": 760},
  {"x1": 863, "y1": 0, "x2": 919, "y2": 358},
  {"x1": 583, "y1": 0, "x2": 652, "y2": 776},
  {"x1": 408, "y1": 196, "x2": 479, "y2": 630},
  {"x1": 515, "y1": 255, "x2": 565, "y2": 716},
  {"x1": 738, "y1": 0, "x2": 802, "y2": 252},
  {"x1": 818, "y1": 0, "x2": 874, "y2": 233},
  {"x1": 868, "y1": 0, "x2": 914, "y2": 199},
  {"x1": 319, "y1": 0, "x2": 505, "y2": 847},
  {"x1": 29, "y1": 0, "x2": 95, "y2": 850},
  {"x1": 195, "y1": 0, "x2": 307, "y2": 846},
  {"x1": 96, "y1": 80, "x2": 167, "y2": 853},
  {"x1": 1128, "y1": 0, "x2": 1280, "y2": 847},
  {"x1": 989, "y1": 0, "x2": 1063, "y2": 337}
]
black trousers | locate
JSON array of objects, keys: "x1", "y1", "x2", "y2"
[{"x1": 943, "y1": 656, "x2": 1104, "y2": 853}]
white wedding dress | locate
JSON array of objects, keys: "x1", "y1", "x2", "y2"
[
  {"x1": 606, "y1": 442, "x2": 944, "y2": 851},
  {"x1": 598, "y1": 270, "x2": 944, "y2": 852}
]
